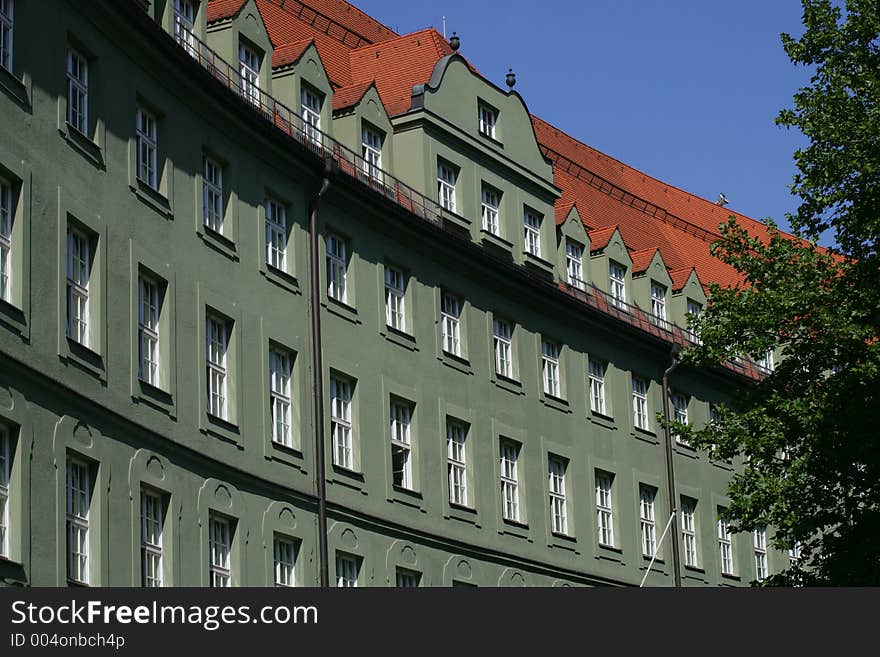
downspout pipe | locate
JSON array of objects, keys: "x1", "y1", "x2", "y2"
[
  {"x1": 662, "y1": 342, "x2": 683, "y2": 588},
  {"x1": 309, "y1": 156, "x2": 336, "y2": 587}
]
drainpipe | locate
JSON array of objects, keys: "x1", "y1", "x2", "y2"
[
  {"x1": 662, "y1": 342, "x2": 683, "y2": 588},
  {"x1": 309, "y1": 156, "x2": 336, "y2": 587}
]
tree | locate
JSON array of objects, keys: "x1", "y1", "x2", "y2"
[{"x1": 679, "y1": 0, "x2": 880, "y2": 585}]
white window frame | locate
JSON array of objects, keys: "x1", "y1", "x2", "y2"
[
  {"x1": 269, "y1": 348, "x2": 292, "y2": 447},
  {"x1": 754, "y1": 528, "x2": 768, "y2": 581},
  {"x1": 499, "y1": 441, "x2": 520, "y2": 522},
  {"x1": 66, "y1": 48, "x2": 88, "y2": 135},
  {"x1": 390, "y1": 400, "x2": 413, "y2": 490},
  {"x1": 208, "y1": 514, "x2": 232, "y2": 587},
  {"x1": 206, "y1": 316, "x2": 228, "y2": 420},
  {"x1": 138, "y1": 275, "x2": 160, "y2": 387},
  {"x1": 265, "y1": 198, "x2": 287, "y2": 270},
  {"x1": 681, "y1": 498, "x2": 698, "y2": 568},
  {"x1": 335, "y1": 554, "x2": 358, "y2": 587},
  {"x1": 326, "y1": 234, "x2": 347, "y2": 303},
  {"x1": 609, "y1": 261, "x2": 626, "y2": 309},
  {"x1": 238, "y1": 41, "x2": 260, "y2": 107},
  {"x1": 492, "y1": 318, "x2": 513, "y2": 379},
  {"x1": 632, "y1": 377, "x2": 649, "y2": 431},
  {"x1": 478, "y1": 103, "x2": 496, "y2": 139},
  {"x1": 141, "y1": 489, "x2": 164, "y2": 587},
  {"x1": 0, "y1": 0, "x2": 12, "y2": 73},
  {"x1": 541, "y1": 339, "x2": 560, "y2": 398},
  {"x1": 66, "y1": 457, "x2": 90, "y2": 584},
  {"x1": 384, "y1": 265, "x2": 405, "y2": 332},
  {"x1": 523, "y1": 211, "x2": 541, "y2": 257},
  {"x1": 672, "y1": 392, "x2": 689, "y2": 445},
  {"x1": 301, "y1": 87, "x2": 322, "y2": 144},
  {"x1": 361, "y1": 125, "x2": 383, "y2": 183},
  {"x1": 437, "y1": 162, "x2": 457, "y2": 213},
  {"x1": 566, "y1": 240, "x2": 585, "y2": 290},
  {"x1": 203, "y1": 157, "x2": 224, "y2": 233},
  {"x1": 173, "y1": 0, "x2": 195, "y2": 52},
  {"x1": 136, "y1": 108, "x2": 158, "y2": 189},
  {"x1": 0, "y1": 426, "x2": 10, "y2": 558},
  {"x1": 0, "y1": 178, "x2": 12, "y2": 303},
  {"x1": 548, "y1": 456, "x2": 567, "y2": 535},
  {"x1": 718, "y1": 514, "x2": 734, "y2": 576},
  {"x1": 588, "y1": 359, "x2": 606, "y2": 416},
  {"x1": 446, "y1": 420, "x2": 467, "y2": 507},
  {"x1": 758, "y1": 349, "x2": 775, "y2": 373},
  {"x1": 274, "y1": 536, "x2": 296, "y2": 587},
  {"x1": 440, "y1": 292, "x2": 461, "y2": 357},
  {"x1": 330, "y1": 376, "x2": 353, "y2": 470},
  {"x1": 650, "y1": 281, "x2": 667, "y2": 325},
  {"x1": 687, "y1": 299, "x2": 703, "y2": 344},
  {"x1": 639, "y1": 485, "x2": 657, "y2": 557},
  {"x1": 481, "y1": 185, "x2": 500, "y2": 236},
  {"x1": 789, "y1": 541, "x2": 802, "y2": 567},
  {"x1": 396, "y1": 569, "x2": 419, "y2": 588},
  {"x1": 66, "y1": 228, "x2": 90, "y2": 347},
  {"x1": 595, "y1": 471, "x2": 614, "y2": 547}
]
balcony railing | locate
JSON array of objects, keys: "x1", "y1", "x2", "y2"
[{"x1": 172, "y1": 27, "x2": 763, "y2": 381}]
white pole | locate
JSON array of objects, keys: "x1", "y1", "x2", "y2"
[
  {"x1": 640, "y1": 512, "x2": 676, "y2": 588},
  {"x1": 442, "y1": 16, "x2": 447, "y2": 39}
]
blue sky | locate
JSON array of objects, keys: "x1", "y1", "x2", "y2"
[{"x1": 355, "y1": 0, "x2": 813, "y2": 239}]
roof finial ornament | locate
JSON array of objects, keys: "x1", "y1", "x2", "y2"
[
  {"x1": 506, "y1": 68, "x2": 516, "y2": 89},
  {"x1": 715, "y1": 193, "x2": 729, "y2": 207},
  {"x1": 449, "y1": 32, "x2": 460, "y2": 52}
]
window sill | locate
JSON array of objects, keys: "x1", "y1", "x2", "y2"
[
  {"x1": 381, "y1": 325, "x2": 417, "y2": 351},
  {"x1": 549, "y1": 531, "x2": 578, "y2": 553},
  {"x1": 260, "y1": 264, "x2": 300, "y2": 295},
  {"x1": 440, "y1": 350, "x2": 472, "y2": 375},
  {"x1": 540, "y1": 393, "x2": 570, "y2": 413},
  {"x1": 523, "y1": 251, "x2": 554, "y2": 276},
  {"x1": 134, "y1": 378, "x2": 176, "y2": 419},
  {"x1": 439, "y1": 207, "x2": 471, "y2": 231},
  {"x1": 202, "y1": 412, "x2": 240, "y2": 446},
  {"x1": 447, "y1": 502, "x2": 481, "y2": 527},
  {"x1": 491, "y1": 374, "x2": 524, "y2": 396},
  {"x1": 60, "y1": 123, "x2": 105, "y2": 169},
  {"x1": 596, "y1": 543, "x2": 625, "y2": 564},
  {"x1": 324, "y1": 298, "x2": 360, "y2": 325},
  {"x1": 683, "y1": 565, "x2": 708, "y2": 583},
  {"x1": 329, "y1": 463, "x2": 367, "y2": 494},
  {"x1": 61, "y1": 338, "x2": 106, "y2": 382},
  {"x1": 479, "y1": 229, "x2": 513, "y2": 255},
  {"x1": 632, "y1": 427, "x2": 659, "y2": 445},
  {"x1": 198, "y1": 226, "x2": 238, "y2": 261},
  {"x1": 131, "y1": 180, "x2": 173, "y2": 220},
  {"x1": 390, "y1": 485, "x2": 425, "y2": 511},
  {"x1": 589, "y1": 412, "x2": 617, "y2": 431},
  {"x1": 0, "y1": 299, "x2": 28, "y2": 340},
  {"x1": 66, "y1": 580, "x2": 90, "y2": 588},
  {"x1": 710, "y1": 458, "x2": 735, "y2": 471},
  {"x1": 675, "y1": 442, "x2": 700, "y2": 459},
  {"x1": 478, "y1": 131, "x2": 504, "y2": 149},
  {"x1": 267, "y1": 439, "x2": 307, "y2": 473},
  {"x1": 721, "y1": 571, "x2": 740, "y2": 582},
  {"x1": 0, "y1": 67, "x2": 30, "y2": 108},
  {"x1": 500, "y1": 518, "x2": 530, "y2": 541},
  {"x1": 642, "y1": 554, "x2": 664, "y2": 565}
]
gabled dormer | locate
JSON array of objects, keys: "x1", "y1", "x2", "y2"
[
  {"x1": 669, "y1": 267, "x2": 707, "y2": 336},
  {"x1": 271, "y1": 40, "x2": 334, "y2": 142},
  {"x1": 332, "y1": 82, "x2": 394, "y2": 181},
  {"x1": 155, "y1": 0, "x2": 208, "y2": 47},
  {"x1": 588, "y1": 227, "x2": 631, "y2": 308},
  {"x1": 630, "y1": 248, "x2": 673, "y2": 327},
  {"x1": 555, "y1": 203, "x2": 590, "y2": 291},
  {"x1": 206, "y1": 0, "x2": 273, "y2": 98}
]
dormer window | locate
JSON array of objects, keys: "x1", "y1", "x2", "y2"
[
  {"x1": 650, "y1": 281, "x2": 667, "y2": 326},
  {"x1": 523, "y1": 210, "x2": 541, "y2": 257},
  {"x1": 480, "y1": 184, "x2": 501, "y2": 236},
  {"x1": 238, "y1": 41, "x2": 261, "y2": 107},
  {"x1": 565, "y1": 240, "x2": 585, "y2": 290},
  {"x1": 758, "y1": 350, "x2": 775, "y2": 373},
  {"x1": 301, "y1": 86, "x2": 322, "y2": 144},
  {"x1": 173, "y1": 0, "x2": 195, "y2": 52},
  {"x1": 437, "y1": 161, "x2": 457, "y2": 213},
  {"x1": 687, "y1": 298, "x2": 703, "y2": 344},
  {"x1": 361, "y1": 124, "x2": 383, "y2": 183},
  {"x1": 609, "y1": 261, "x2": 626, "y2": 309},
  {"x1": 478, "y1": 102, "x2": 497, "y2": 139}
]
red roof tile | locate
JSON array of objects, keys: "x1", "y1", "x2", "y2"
[
  {"x1": 669, "y1": 267, "x2": 697, "y2": 292},
  {"x1": 207, "y1": 0, "x2": 247, "y2": 22},
  {"x1": 630, "y1": 248, "x2": 658, "y2": 275},
  {"x1": 588, "y1": 226, "x2": 618, "y2": 252},
  {"x1": 272, "y1": 38, "x2": 313, "y2": 67},
  {"x1": 332, "y1": 80, "x2": 373, "y2": 111}
]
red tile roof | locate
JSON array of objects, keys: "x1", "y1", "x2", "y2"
[
  {"x1": 262, "y1": 0, "x2": 398, "y2": 45},
  {"x1": 669, "y1": 267, "x2": 697, "y2": 292},
  {"x1": 207, "y1": 0, "x2": 247, "y2": 22},
  {"x1": 588, "y1": 226, "x2": 618, "y2": 252},
  {"x1": 331, "y1": 80, "x2": 373, "y2": 111},
  {"x1": 272, "y1": 38, "x2": 313, "y2": 67},
  {"x1": 630, "y1": 248, "x2": 658, "y2": 275}
]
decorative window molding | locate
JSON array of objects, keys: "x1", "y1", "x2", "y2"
[
  {"x1": 273, "y1": 535, "x2": 296, "y2": 587},
  {"x1": 335, "y1": 552, "x2": 359, "y2": 587},
  {"x1": 395, "y1": 568, "x2": 420, "y2": 587}
]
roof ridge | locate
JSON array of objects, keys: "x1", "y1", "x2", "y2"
[{"x1": 259, "y1": 0, "x2": 385, "y2": 49}]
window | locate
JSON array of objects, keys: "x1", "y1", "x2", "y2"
[
  {"x1": 0, "y1": 0, "x2": 11, "y2": 72},
  {"x1": 390, "y1": 400, "x2": 413, "y2": 489},
  {"x1": 396, "y1": 569, "x2": 419, "y2": 588},
  {"x1": 609, "y1": 262, "x2": 626, "y2": 309},
  {"x1": 66, "y1": 228, "x2": 90, "y2": 347},
  {"x1": 478, "y1": 103, "x2": 496, "y2": 138},
  {"x1": 274, "y1": 536, "x2": 296, "y2": 587},
  {"x1": 136, "y1": 108, "x2": 158, "y2": 189},
  {"x1": 384, "y1": 265, "x2": 405, "y2": 332},
  {"x1": 326, "y1": 234, "x2": 347, "y2": 303},
  {"x1": 595, "y1": 471, "x2": 614, "y2": 547},
  {"x1": 440, "y1": 292, "x2": 461, "y2": 357},
  {"x1": 203, "y1": 157, "x2": 224, "y2": 233},
  {"x1": 681, "y1": 497, "x2": 698, "y2": 568},
  {"x1": 208, "y1": 514, "x2": 232, "y2": 587},
  {"x1": 548, "y1": 456, "x2": 567, "y2": 535},
  {"x1": 754, "y1": 528, "x2": 768, "y2": 581},
  {"x1": 639, "y1": 485, "x2": 657, "y2": 557},
  {"x1": 66, "y1": 49, "x2": 88, "y2": 135},
  {"x1": 141, "y1": 490, "x2": 164, "y2": 587},
  {"x1": 481, "y1": 185, "x2": 501, "y2": 236},
  {"x1": 269, "y1": 348, "x2": 292, "y2": 447},
  {"x1": 566, "y1": 240, "x2": 585, "y2": 290},
  {"x1": 523, "y1": 211, "x2": 541, "y2": 257},
  {"x1": 758, "y1": 350, "x2": 775, "y2": 373},
  {"x1": 173, "y1": 0, "x2": 195, "y2": 52},
  {"x1": 492, "y1": 318, "x2": 513, "y2": 379},
  {"x1": 650, "y1": 282, "x2": 667, "y2": 326},
  {"x1": 718, "y1": 513, "x2": 734, "y2": 575},
  {"x1": 66, "y1": 458, "x2": 90, "y2": 584},
  {"x1": 687, "y1": 299, "x2": 702, "y2": 343},
  {"x1": 0, "y1": 178, "x2": 12, "y2": 303},
  {"x1": 0, "y1": 426, "x2": 10, "y2": 558},
  {"x1": 672, "y1": 393, "x2": 689, "y2": 445},
  {"x1": 446, "y1": 420, "x2": 467, "y2": 507},
  {"x1": 541, "y1": 339, "x2": 560, "y2": 398},
  {"x1": 330, "y1": 375, "x2": 353, "y2": 469},
  {"x1": 632, "y1": 377, "x2": 649, "y2": 431},
  {"x1": 205, "y1": 316, "x2": 228, "y2": 420},
  {"x1": 138, "y1": 275, "x2": 160, "y2": 387},
  {"x1": 499, "y1": 440, "x2": 520, "y2": 522},
  {"x1": 301, "y1": 87, "x2": 322, "y2": 144},
  {"x1": 238, "y1": 42, "x2": 260, "y2": 107},
  {"x1": 588, "y1": 359, "x2": 606, "y2": 415},
  {"x1": 437, "y1": 161, "x2": 457, "y2": 213},
  {"x1": 336, "y1": 554, "x2": 358, "y2": 587},
  {"x1": 265, "y1": 198, "x2": 286, "y2": 270},
  {"x1": 789, "y1": 541, "x2": 802, "y2": 566},
  {"x1": 361, "y1": 125, "x2": 382, "y2": 182}
]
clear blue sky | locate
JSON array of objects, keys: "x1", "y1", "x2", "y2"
[{"x1": 355, "y1": 0, "x2": 813, "y2": 239}]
